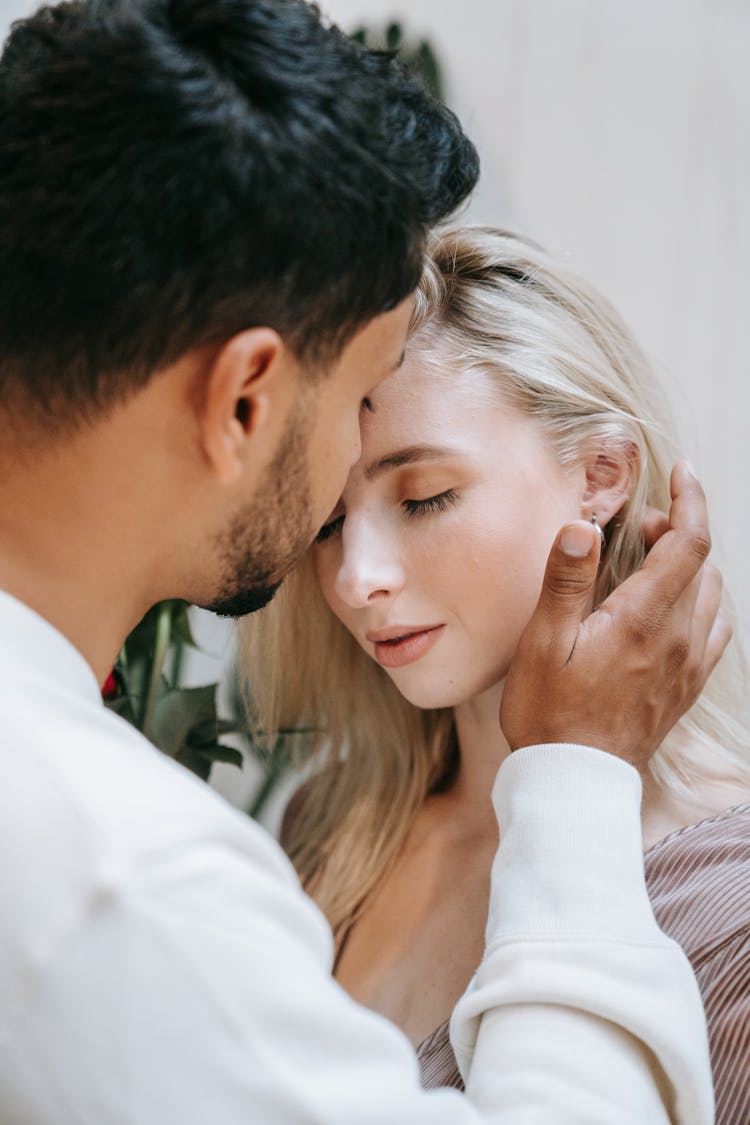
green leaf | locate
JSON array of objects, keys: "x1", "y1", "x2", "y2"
[
  {"x1": 150, "y1": 683, "x2": 219, "y2": 759},
  {"x1": 412, "y1": 42, "x2": 441, "y2": 99},
  {"x1": 187, "y1": 717, "x2": 244, "y2": 748},
  {"x1": 385, "y1": 21, "x2": 403, "y2": 50},
  {"x1": 171, "y1": 603, "x2": 199, "y2": 649},
  {"x1": 183, "y1": 742, "x2": 244, "y2": 770},
  {"x1": 246, "y1": 745, "x2": 291, "y2": 820},
  {"x1": 173, "y1": 749, "x2": 213, "y2": 782}
]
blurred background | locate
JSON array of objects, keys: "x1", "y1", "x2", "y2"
[{"x1": 2, "y1": 0, "x2": 748, "y2": 823}]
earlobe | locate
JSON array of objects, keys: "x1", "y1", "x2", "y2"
[
  {"x1": 582, "y1": 445, "x2": 639, "y2": 528},
  {"x1": 200, "y1": 328, "x2": 283, "y2": 484}
]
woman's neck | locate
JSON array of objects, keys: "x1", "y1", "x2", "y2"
[
  {"x1": 451, "y1": 680, "x2": 750, "y2": 851},
  {"x1": 450, "y1": 682, "x2": 511, "y2": 825}
]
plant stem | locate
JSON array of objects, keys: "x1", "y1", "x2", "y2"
[
  {"x1": 247, "y1": 756, "x2": 285, "y2": 822},
  {"x1": 141, "y1": 603, "x2": 172, "y2": 739},
  {"x1": 171, "y1": 638, "x2": 184, "y2": 688}
]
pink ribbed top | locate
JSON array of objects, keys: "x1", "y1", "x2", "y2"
[{"x1": 416, "y1": 802, "x2": 750, "y2": 1123}]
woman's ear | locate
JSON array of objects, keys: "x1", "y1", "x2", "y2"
[
  {"x1": 199, "y1": 327, "x2": 294, "y2": 484},
  {"x1": 581, "y1": 443, "x2": 639, "y2": 528}
]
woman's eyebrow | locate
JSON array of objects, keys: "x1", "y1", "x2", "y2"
[{"x1": 364, "y1": 444, "x2": 454, "y2": 481}]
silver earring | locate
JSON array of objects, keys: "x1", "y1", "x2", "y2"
[{"x1": 589, "y1": 514, "x2": 605, "y2": 546}]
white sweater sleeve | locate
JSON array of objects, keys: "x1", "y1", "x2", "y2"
[
  {"x1": 451, "y1": 744, "x2": 714, "y2": 1125},
  {"x1": 1, "y1": 746, "x2": 713, "y2": 1124}
]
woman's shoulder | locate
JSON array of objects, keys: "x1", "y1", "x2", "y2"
[{"x1": 645, "y1": 800, "x2": 750, "y2": 966}]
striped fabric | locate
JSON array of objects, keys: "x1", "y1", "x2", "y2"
[
  {"x1": 416, "y1": 803, "x2": 750, "y2": 1123},
  {"x1": 415, "y1": 1020, "x2": 465, "y2": 1091}
]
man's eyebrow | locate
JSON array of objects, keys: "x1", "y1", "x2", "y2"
[{"x1": 364, "y1": 444, "x2": 453, "y2": 481}]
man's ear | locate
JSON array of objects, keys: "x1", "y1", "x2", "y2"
[
  {"x1": 199, "y1": 327, "x2": 294, "y2": 483},
  {"x1": 581, "y1": 443, "x2": 639, "y2": 527}
]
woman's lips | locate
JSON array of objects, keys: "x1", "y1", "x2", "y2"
[{"x1": 368, "y1": 625, "x2": 445, "y2": 669}]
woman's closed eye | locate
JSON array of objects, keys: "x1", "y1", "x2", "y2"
[
  {"x1": 316, "y1": 488, "x2": 460, "y2": 544},
  {"x1": 316, "y1": 513, "x2": 345, "y2": 543},
  {"x1": 403, "y1": 489, "x2": 459, "y2": 518}
]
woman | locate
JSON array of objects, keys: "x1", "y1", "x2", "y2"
[{"x1": 239, "y1": 228, "x2": 750, "y2": 1120}]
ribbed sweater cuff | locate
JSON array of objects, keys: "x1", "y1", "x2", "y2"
[{"x1": 487, "y1": 743, "x2": 658, "y2": 945}]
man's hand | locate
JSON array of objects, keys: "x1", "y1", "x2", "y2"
[{"x1": 500, "y1": 461, "x2": 731, "y2": 773}]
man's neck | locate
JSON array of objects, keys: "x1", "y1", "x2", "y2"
[{"x1": 0, "y1": 430, "x2": 166, "y2": 685}]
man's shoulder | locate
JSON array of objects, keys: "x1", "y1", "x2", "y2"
[{"x1": 0, "y1": 671, "x2": 301, "y2": 953}]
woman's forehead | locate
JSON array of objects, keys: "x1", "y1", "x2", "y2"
[{"x1": 363, "y1": 349, "x2": 495, "y2": 442}]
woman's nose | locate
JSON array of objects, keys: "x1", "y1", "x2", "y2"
[{"x1": 333, "y1": 520, "x2": 405, "y2": 608}]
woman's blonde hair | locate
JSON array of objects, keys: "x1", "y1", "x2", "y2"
[{"x1": 238, "y1": 227, "x2": 750, "y2": 934}]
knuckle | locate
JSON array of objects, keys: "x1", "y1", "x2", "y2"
[
  {"x1": 545, "y1": 568, "x2": 591, "y2": 599},
  {"x1": 685, "y1": 529, "x2": 712, "y2": 562},
  {"x1": 667, "y1": 634, "x2": 691, "y2": 671},
  {"x1": 627, "y1": 608, "x2": 665, "y2": 644}
]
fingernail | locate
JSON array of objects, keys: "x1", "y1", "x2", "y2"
[
  {"x1": 683, "y1": 460, "x2": 697, "y2": 479},
  {"x1": 559, "y1": 524, "x2": 594, "y2": 558}
]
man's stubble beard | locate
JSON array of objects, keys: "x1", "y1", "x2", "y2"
[{"x1": 202, "y1": 395, "x2": 317, "y2": 618}]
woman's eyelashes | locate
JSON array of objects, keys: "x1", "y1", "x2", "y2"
[
  {"x1": 403, "y1": 488, "x2": 459, "y2": 518},
  {"x1": 316, "y1": 514, "x2": 345, "y2": 543},
  {"x1": 315, "y1": 489, "x2": 460, "y2": 543}
]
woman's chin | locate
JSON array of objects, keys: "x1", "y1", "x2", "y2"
[
  {"x1": 386, "y1": 665, "x2": 510, "y2": 713},
  {"x1": 388, "y1": 676, "x2": 488, "y2": 712}
]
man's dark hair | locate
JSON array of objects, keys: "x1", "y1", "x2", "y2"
[{"x1": 0, "y1": 0, "x2": 478, "y2": 430}]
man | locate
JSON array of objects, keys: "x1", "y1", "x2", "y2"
[{"x1": 0, "y1": 1, "x2": 725, "y2": 1121}]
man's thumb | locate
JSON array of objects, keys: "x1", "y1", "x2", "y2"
[{"x1": 534, "y1": 520, "x2": 601, "y2": 635}]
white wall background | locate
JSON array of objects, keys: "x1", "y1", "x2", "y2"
[{"x1": 2, "y1": 0, "x2": 748, "y2": 815}]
